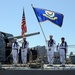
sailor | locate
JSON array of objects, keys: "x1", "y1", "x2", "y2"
[
  {"x1": 47, "y1": 35, "x2": 56, "y2": 66},
  {"x1": 58, "y1": 37, "x2": 68, "y2": 67},
  {"x1": 12, "y1": 38, "x2": 19, "y2": 66},
  {"x1": 21, "y1": 37, "x2": 29, "y2": 64}
]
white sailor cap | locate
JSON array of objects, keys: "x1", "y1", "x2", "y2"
[
  {"x1": 50, "y1": 35, "x2": 53, "y2": 37},
  {"x1": 23, "y1": 37, "x2": 26, "y2": 39},
  {"x1": 14, "y1": 38, "x2": 17, "y2": 40}
]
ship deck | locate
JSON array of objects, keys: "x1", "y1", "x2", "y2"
[{"x1": 1, "y1": 64, "x2": 75, "y2": 70}]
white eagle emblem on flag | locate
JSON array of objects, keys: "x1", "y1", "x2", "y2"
[{"x1": 43, "y1": 10, "x2": 57, "y2": 20}]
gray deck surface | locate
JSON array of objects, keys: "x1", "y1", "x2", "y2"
[{"x1": 1, "y1": 64, "x2": 75, "y2": 70}]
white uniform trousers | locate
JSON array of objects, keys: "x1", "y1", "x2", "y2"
[
  {"x1": 21, "y1": 48, "x2": 27, "y2": 64},
  {"x1": 47, "y1": 47, "x2": 54, "y2": 64},
  {"x1": 59, "y1": 49, "x2": 65, "y2": 65},
  {"x1": 12, "y1": 50, "x2": 18, "y2": 64}
]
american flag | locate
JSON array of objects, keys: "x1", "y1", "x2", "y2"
[{"x1": 21, "y1": 8, "x2": 27, "y2": 37}]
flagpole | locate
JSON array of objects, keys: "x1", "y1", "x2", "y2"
[
  {"x1": 38, "y1": 22, "x2": 47, "y2": 45},
  {"x1": 31, "y1": 4, "x2": 48, "y2": 46},
  {"x1": 31, "y1": 4, "x2": 49, "y2": 70}
]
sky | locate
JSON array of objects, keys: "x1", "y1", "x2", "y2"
[{"x1": 0, "y1": 0, "x2": 75, "y2": 48}]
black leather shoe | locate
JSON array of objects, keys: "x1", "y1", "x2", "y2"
[
  {"x1": 47, "y1": 64, "x2": 53, "y2": 67},
  {"x1": 60, "y1": 65, "x2": 65, "y2": 67}
]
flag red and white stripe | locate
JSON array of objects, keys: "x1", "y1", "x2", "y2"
[{"x1": 21, "y1": 8, "x2": 27, "y2": 37}]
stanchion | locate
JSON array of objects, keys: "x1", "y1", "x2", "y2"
[
  {"x1": 0, "y1": 62, "x2": 2, "y2": 69},
  {"x1": 0, "y1": 62, "x2": 5, "y2": 70},
  {"x1": 41, "y1": 55, "x2": 44, "y2": 70}
]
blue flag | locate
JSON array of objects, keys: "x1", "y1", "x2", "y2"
[{"x1": 33, "y1": 7, "x2": 64, "y2": 27}]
